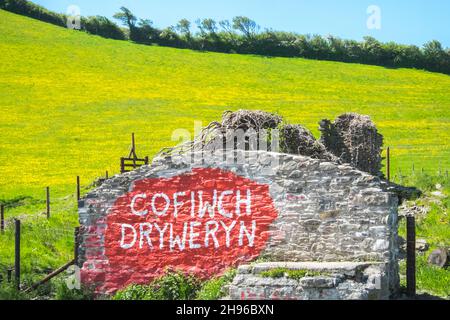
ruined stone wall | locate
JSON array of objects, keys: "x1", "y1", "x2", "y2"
[
  {"x1": 319, "y1": 113, "x2": 384, "y2": 176},
  {"x1": 78, "y1": 150, "x2": 399, "y2": 296}
]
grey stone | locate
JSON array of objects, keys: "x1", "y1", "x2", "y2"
[
  {"x1": 299, "y1": 277, "x2": 338, "y2": 288},
  {"x1": 416, "y1": 239, "x2": 429, "y2": 252},
  {"x1": 78, "y1": 149, "x2": 399, "y2": 299}
]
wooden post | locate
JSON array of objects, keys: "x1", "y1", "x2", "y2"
[
  {"x1": 105, "y1": 171, "x2": 109, "y2": 179},
  {"x1": 131, "y1": 133, "x2": 137, "y2": 169},
  {"x1": 46, "y1": 187, "x2": 50, "y2": 219},
  {"x1": 7, "y1": 268, "x2": 12, "y2": 283},
  {"x1": 15, "y1": 219, "x2": 20, "y2": 290},
  {"x1": 386, "y1": 147, "x2": 390, "y2": 182},
  {"x1": 25, "y1": 260, "x2": 75, "y2": 293},
  {"x1": 406, "y1": 215, "x2": 416, "y2": 298},
  {"x1": 74, "y1": 227, "x2": 80, "y2": 267},
  {"x1": 1, "y1": 204, "x2": 4, "y2": 234},
  {"x1": 76, "y1": 176, "x2": 80, "y2": 201}
]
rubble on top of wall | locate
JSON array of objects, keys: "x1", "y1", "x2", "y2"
[
  {"x1": 221, "y1": 109, "x2": 282, "y2": 131},
  {"x1": 279, "y1": 124, "x2": 338, "y2": 162},
  {"x1": 319, "y1": 113, "x2": 384, "y2": 177},
  {"x1": 157, "y1": 110, "x2": 385, "y2": 178}
]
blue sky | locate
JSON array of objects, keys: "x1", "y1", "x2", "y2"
[{"x1": 32, "y1": 0, "x2": 450, "y2": 47}]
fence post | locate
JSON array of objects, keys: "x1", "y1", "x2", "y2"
[
  {"x1": 1, "y1": 204, "x2": 4, "y2": 234},
  {"x1": 131, "y1": 132, "x2": 136, "y2": 154},
  {"x1": 74, "y1": 227, "x2": 80, "y2": 267},
  {"x1": 105, "y1": 170, "x2": 109, "y2": 179},
  {"x1": 76, "y1": 176, "x2": 80, "y2": 201},
  {"x1": 386, "y1": 147, "x2": 390, "y2": 182},
  {"x1": 15, "y1": 219, "x2": 21, "y2": 290},
  {"x1": 46, "y1": 186, "x2": 50, "y2": 219},
  {"x1": 406, "y1": 215, "x2": 416, "y2": 298},
  {"x1": 131, "y1": 133, "x2": 136, "y2": 169}
]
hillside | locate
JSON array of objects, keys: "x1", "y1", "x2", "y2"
[
  {"x1": 0, "y1": 8, "x2": 449, "y2": 200},
  {"x1": 0, "y1": 9, "x2": 449, "y2": 299}
]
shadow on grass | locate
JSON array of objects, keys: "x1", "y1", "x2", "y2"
[{"x1": 0, "y1": 196, "x2": 44, "y2": 209}]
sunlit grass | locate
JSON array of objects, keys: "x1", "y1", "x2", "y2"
[
  {"x1": 0, "y1": 195, "x2": 78, "y2": 275},
  {"x1": 0, "y1": 10, "x2": 449, "y2": 200},
  {"x1": 0, "y1": 10, "x2": 449, "y2": 298},
  {"x1": 398, "y1": 173, "x2": 449, "y2": 298}
]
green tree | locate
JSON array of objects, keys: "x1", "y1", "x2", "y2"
[
  {"x1": 82, "y1": 16, "x2": 125, "y2": 40},
  {"x1": 423, "y1": 40, "x2": 445, "y2": 61},
  {"x1": 423, "y1": 40, "x2": 448, "y2": 72},
  {"x1": 159, "y1": 26, "x2": 181, "y2": 47},
  {"x1": 309, "y1": 35, "x2": 329, "y2": 59},
  {"x1": 232, "y1": 16, "x2": 258, "y2": 39},
  {"x1": 176, "y1": 19, "x2": 192, "y2": 40},
  {"x1": 327, "y1": 35, "x2": 346, "y2": 61},
  {"x1": 362, "y1": 36, "x2": 383, "y2": 63},
  {"x1": 133, "y1": 19, "x2": 159, "y2": 44},
  {"x1": 197, "y1": 18, "x2": 218, "y2": 37},
  {"x1": 196, "y1": 18, "x2": 220, "y2": 50},
  {"x1": 343, "y1": 39, "x2": 363, "y2": 62},
  {"x1": 113, "y1": 6, "x2": 136, "y2": 29},
  {"x1": 113, "y1": 7, "x2": 138, "y2": 41}
]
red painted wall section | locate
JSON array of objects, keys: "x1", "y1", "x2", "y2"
[{"x1": 81, "y1": 168, "x2": 279, "y2": 293}]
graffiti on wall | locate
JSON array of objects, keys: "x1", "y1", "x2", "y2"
[{"x1": 97, "y1": 168, "x2": 279, "y2": 289}]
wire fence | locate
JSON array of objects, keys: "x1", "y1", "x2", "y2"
[
  {"x1": 0, "y1": 172, "x2": 109, "y2": 290},
  {"x1": 378, "y1": 146, "x2": 449, "y2": 184},
  {"x1": 0, "y1": 141, "x2": 448, "y2": 290}
]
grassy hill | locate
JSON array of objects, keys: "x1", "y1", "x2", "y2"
[
  {"x1": 0, "y1": 10, "x2": 449, "y2": 298},
  {"x1": 1, "y1": 9, "x2": 449, "y2": 200}
]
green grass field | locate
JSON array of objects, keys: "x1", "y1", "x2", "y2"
[
  {"x1": 1, "y1": 9, "x2": 449, "y2": 200},
  {"x1": 0, "y1": 10, "x2": 449, "y2": 298}
]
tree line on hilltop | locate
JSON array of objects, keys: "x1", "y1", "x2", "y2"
[{"x1": 1, "y1": 0, "x2": 449, "y2": 75}]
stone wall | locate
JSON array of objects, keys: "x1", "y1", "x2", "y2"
[
  {"x1": 319, "y1": 113, "x2": 384, "y2": 176},
  {"x1": 228, "y1": 262, "x2": 392, "y2": 300},
  {"x1": 78, "y1": 149, "x2": 399, "y2": 297}
]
